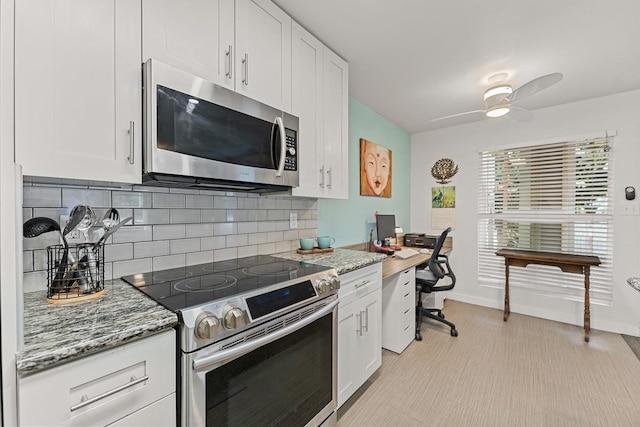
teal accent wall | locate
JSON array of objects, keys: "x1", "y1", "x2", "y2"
[{"x1": 318, "y1": 97, "x2": 411, "y2": 247}]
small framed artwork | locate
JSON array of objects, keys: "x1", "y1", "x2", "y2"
[{"x1": 360, "y1": 138, "x2": 392, "y2": 198}]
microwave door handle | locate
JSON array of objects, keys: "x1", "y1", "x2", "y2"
[{"x1": 274, "y1": 116, "x2": 286, "y2": 177}]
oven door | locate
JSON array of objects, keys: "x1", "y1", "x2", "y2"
[{"x1": 183, "y1": 297, "x2": 338, "y2": 427}]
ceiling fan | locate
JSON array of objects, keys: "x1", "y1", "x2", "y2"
[{"x1": 431, "y1": 72, "x2": 563, "y2": 123}]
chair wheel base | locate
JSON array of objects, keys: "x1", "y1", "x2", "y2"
[
  {"x1": 437, "y1": 312, "x2": 445, "y2": 319},
  {"x1": 415, "y1": 332, "x2": 422, "y2": 341},
  {"x1": 451, "y1": 328, "x2": 458, "y2": 337}
]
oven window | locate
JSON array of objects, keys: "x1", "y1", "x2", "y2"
[
  {"x1": 206, "y1": 314, "x2": 333, "y2": 426},
  {"x1": 156, "y1": 85, "x2": 280, "y2": 170}
]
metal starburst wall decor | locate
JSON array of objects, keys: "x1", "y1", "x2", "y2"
[{"x1": 431, "y1": 158, "x2": 459, "y2": 184}]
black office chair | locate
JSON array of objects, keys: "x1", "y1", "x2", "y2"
[{"x1": 415, "y1": 227, "x2": 458, "y2": 340}]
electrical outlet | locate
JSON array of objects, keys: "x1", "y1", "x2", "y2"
[
  {"x1": 289, "y1": 212, "x2": 298, "y2": 229},
  {"x1": 60, "y1": 215, "x2": 82, "y2": 241}
]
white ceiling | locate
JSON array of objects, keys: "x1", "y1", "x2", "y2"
[{"x1": 274, "y1": 0, "x2": 640, "y2": 134}]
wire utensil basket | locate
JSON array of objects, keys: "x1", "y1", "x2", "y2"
[{"x1": 46, "y1": 243, "x2": 105, "y2": 303}]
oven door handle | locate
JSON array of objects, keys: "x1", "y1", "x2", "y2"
[
  {"x1": 192, "y1": 299, "x2": 339, "y2": 372},
  {"x1": 274, "y1": 116, "x2": 286, "y2": 177}
]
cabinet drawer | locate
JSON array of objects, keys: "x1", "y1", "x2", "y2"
[
  {"x1": 338, "y1": 263, "x2": 382, "y2": 307},
  {"x1": 107, "y1": 393, "x2": 175, "y2": 426},
  {"x1": 18, "y1": 330, "x2": 175, "y2": 426}
]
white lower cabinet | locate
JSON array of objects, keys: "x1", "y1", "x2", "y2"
[
  {"x1": 18, "y1": 330, "x2": 176, "y2": 426},
  {"x1": 382, "y1": 268, "x2": 416, "y2": 354},
  {"x1": 337, "y1": 263, "x2": 382, "y2": 408}
]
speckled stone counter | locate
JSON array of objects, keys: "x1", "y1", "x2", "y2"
[
  {"x1": 18, "y1": 279, "x2": 177, "y2": 376},
  {"x1": 276, "y1": 248, "x2": 386, "y2": 274}
]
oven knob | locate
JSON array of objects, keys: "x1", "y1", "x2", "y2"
[
  {"x1": 195, "y1": 312, "x2": 220, "y2": 340},
  {"x1": 316, "y1": 279, "x2": 329, "y2": 294},
  {"x1": 329, "y1": 276, "x2": 341, "y2": 290},
  {"x1": 223, "y1": 305, "x2": 247, "y2": 330}
]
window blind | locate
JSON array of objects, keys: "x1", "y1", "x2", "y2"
[{"x1": 478, "y1": 136, "x2": 614, "y2": 305}]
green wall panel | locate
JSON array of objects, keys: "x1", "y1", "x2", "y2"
[{"x1": 318, "y1": 97, "x2": 411, "y2": 247}]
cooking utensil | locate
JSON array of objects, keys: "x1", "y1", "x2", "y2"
[
  {"x1": 70, "y1": 205, "x2": 96, "y2": 243},
  {"x1": 23, "y1": 217, "x2": 67, "y2": 290},
  {"x1": 95, "y1": 216, "x2": 132, "y2": 247},
  {"x1": 102, "y1": 208, "x2": 120, "y2": 231},
  {"x1": 58, "y1": 205, "x2": 87, "y2": 291}
]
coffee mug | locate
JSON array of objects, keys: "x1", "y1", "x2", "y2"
[
  {"x1": 300, "y1": 237, "x2": 315, "y2": 250},
  {"x1": 317, "y1": 236, "x2": 335, "y2": 249}
]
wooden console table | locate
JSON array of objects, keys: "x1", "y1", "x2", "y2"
[{"x1": 495, "y1": 249, "x2": 601, "y2": 342}]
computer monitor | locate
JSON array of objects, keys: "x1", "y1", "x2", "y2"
[{"x1": 376, "y1": 214, "x2": 396, "y2": 243}]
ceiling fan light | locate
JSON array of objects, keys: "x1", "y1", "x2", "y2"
[
  {"x1": 484, "y1": 84, "x2": 512, "y2": 100},
  {"x1": 486, "y1": 106, "x2": 510, "y2": 118}
]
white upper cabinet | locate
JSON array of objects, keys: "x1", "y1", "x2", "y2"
[
  {"x1": 143, "y1": 0, "x2": 291, "y2": 112},
  {"x1": 15, "y1": 0, "x2": 142, "y2": 184},
  {"x1": 291, "y1": 22, "x2": 349, "y2": 199}
]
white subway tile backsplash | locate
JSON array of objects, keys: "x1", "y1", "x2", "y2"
[
  {"x1": 213, "y1": 222, "x2": 237, "y2": 236},
  {"x1": 237, "y1": 197, "x2": 259, "y2": 209},
  {"x1": 237, "y1": 245, "x2": 259, "y2": 258},
  {"x1": 104, "y1": 243, "x2": 134, "y2": 262},
  {"x1": 23, "y1": 251, "x2": 34, "y2": 272},
  {"x1": 62, "y1": 188, "x2": 111, "y2": 208},
  {"x1": 171, "y1": 209, "x2": 201, "y2": 224},
  {"x1": 134, "y1": 240, "x2": 170, "y2": 258},
  {"x1": 201, "y1": 236, "x2": 226, "y2": 251},
  {"x1": 134, "y1": 209, "x2": 170, "y2": 225},
  {"x1": 201, "y1": 209, "x2": 227, "y2": 223},
  {"x1": 226, "y1": 210, "x2": 250, "y2": 222},
  {"x1": 153, "y1": 193, "x2": 186, "y2": 208},
  {"x1": 186, "y1": 250, "x2": 214, "y2": 265},
  {"x1": 214, "y1": 247, "x2": 237, "y2": 261},
  {"x1": 171, "y1": 238, "x2": 201, "y2": 254},
  {"x1": 112, "y1": 191, "x2": 152, "y2": 208},
  {"x1": 226, "y1": 234, "x2": 248, "y2": 248},
  {"x1": 112, "y1": 225, "x2": 153, "y2": 243},
  {"x1": 248, "y1": 233, "x2": 268, "y2": 245},
  {"x1": 24, "y1": 187, "x2": 61, "y2": 208},
  {"x1": 23, "y1": 182, "x2": 318, "y2": 290},
  {"x1": 258, "y1": 198, "x2": 277, "y2": 210},
  {"x1": 153, "y1": 224, "x2": 186, "y2": 240},
  {"x1": 153, "y1": 254, "x2": 186, "y2": 270},
  {"x1": 258, "y1": 222, "x2": 276, "y2": 233},
  {"x1": 113, "y1": 258, "x2": 153, "y2": 277},
  {"x1": 186, "y1": 223, "x2": 214, "y2": 238},
  {"x1": 186, "y1": 194, "x2": 214, "y2": 209},
  {"x1": 267, "y1": 231, "x2": 284, "y2": 243},
  {"x1": 214, "y1": 196, "x2": 238, "y2": 209},
  {"x1": 238, "y1": 222, "x2": 258, "y2": 234}
]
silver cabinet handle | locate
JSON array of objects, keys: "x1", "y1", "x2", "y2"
[
  {"x1": 319, "y1": 166, "x2": 325, "y2": 188},
  {"x1": 242, "y1": 53, "x2": 249, "y2": 85},
  {"x1": 327, "y1": 167, "x2": 332, "y2": 189},
  {"x1": 356, "y1": 312, "x2": 362, "y2": 336},
  {"x1": 274, "y1": 117, "x2": 285, "y2": 177},
  {"x1": 355, "y1": 279, "x2": 371, "y2": 289},
  {"x1": 225, "y1": 45, "x2": 233, "y2": 78},
  {"x1": 127, "y1": 121, "x2": 134, "y2": 164},
  {"x1": 194, "y1": 299, "x2": 339, "y2": 371},
  {"x1": 363, "y1": 308, "x2": 369, "y2": 332},
  {"x1": 70, "y1": 375, "x2": 149, "y2": 412}
]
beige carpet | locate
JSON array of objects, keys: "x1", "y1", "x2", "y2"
[{"x1": 337, "y1": 300, "x2": 640, "y2": 426}]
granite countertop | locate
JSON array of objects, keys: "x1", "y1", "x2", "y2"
[
  {"x1": 276, "y1": 248, "x2": 386, "y2": 274},
  {"x1": 18, "y1": 279, "x2": 177, "y2": 376}
]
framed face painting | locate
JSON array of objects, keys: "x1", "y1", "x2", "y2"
[{"x1": 360, "y1": 138, "x2": 392, "y2": 197}]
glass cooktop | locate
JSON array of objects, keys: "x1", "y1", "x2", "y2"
[{"x1": 121, "y1": 255, "x2": 331, "y2": 312}]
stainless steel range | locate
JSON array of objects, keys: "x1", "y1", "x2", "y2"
[{"x1": 122, "y1": 255, "x2": 340, "y2": 427}]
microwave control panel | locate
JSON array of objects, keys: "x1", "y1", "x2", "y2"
[{"x1": 284, "y1": 129, "x2": 297, "y2": 171}]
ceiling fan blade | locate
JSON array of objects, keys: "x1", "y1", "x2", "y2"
[
  {"x1": 507, "y1": 106, "x2": 534, "y2": 122},
  {"x1": 428, "y1": 110, "x2": 485, "y2": 122},
  {"x1": 508, "y1": 72, "x2": 563, "y2": 104}
]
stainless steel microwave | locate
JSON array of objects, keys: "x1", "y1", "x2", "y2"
[{"x1": 142, "y1": 59, "x2": 299, "y2": 193}]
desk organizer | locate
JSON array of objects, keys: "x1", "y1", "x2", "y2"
[{"x1": 46, "y1": 243, "x2": 105, "y2": 304}]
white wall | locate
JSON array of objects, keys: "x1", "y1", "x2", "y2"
[{"x1": 411, "y1": 90, "x2": 640, "y2": 336}]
